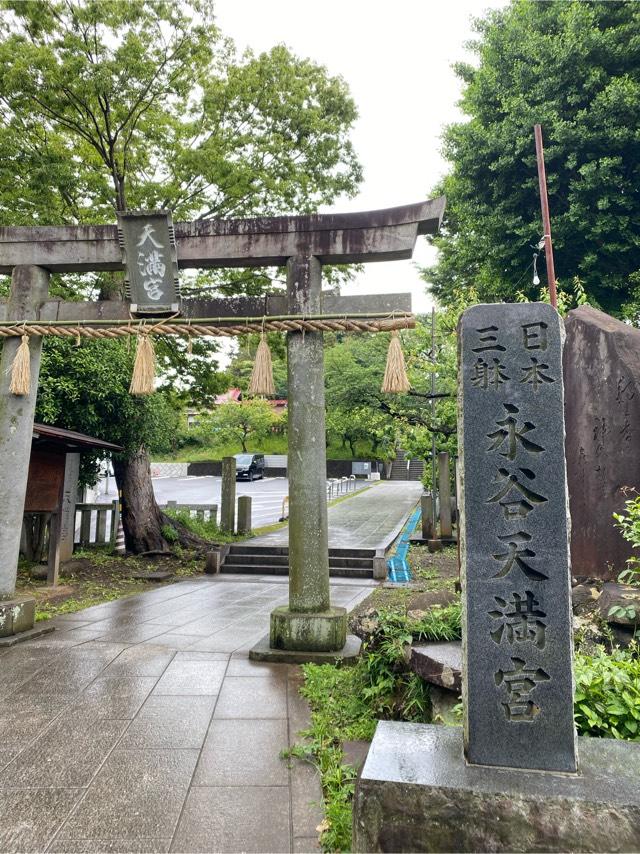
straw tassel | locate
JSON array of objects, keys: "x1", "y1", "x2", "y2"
[
  {"x1": 248, "y1": 333, "x2": 275, "y2": 396},
  {"x1": 129, "y1": 334, "x2": 156, "y2": 395},
  {"x1": 381, "y1": 331, "x2": 410, "y2": 393},
  {"x1": 9, "y1": 334, "x2": 31, "y2": 396}
]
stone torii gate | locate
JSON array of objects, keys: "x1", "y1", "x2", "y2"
[{"x1": 0, "y1": 197, "x2": 445, "y2": 652}]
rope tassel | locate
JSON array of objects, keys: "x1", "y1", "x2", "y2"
[
  {"x1": 129, "y1": 334, "x2": 156, "y2": 395},
  {"x1": 381, "y1": 330, "x2": 410, "y2": 393},
  {"x1": 9, "y1": 334, "x2": 31, "y2": 396},
  {"x1": 248, "y1": 333, "x2": 275, "y2": 396}
]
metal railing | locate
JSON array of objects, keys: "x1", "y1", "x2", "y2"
[
  {"x1": 326, "y1": 475, "x2": 358, "y2": 500},
  {"x1": 279, "y1": 477, "x2": 360, "y2": 521},
  {"x1": 161, "y1": 501, "x2": 218, "y2": 523}
]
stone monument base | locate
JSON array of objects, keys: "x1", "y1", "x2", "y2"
[
  {"x1": 269, "y1": 604, "x2": 347, "y2": 652},
  {"x1": 248, "y1": 632, "x2": 361, "y2": 665},
  {"x1": 353, "y1": 722, "x2": 640, "y2": 853},
  {"x1": 0, "y1": 595, "x2": 54, "y2": 646}
]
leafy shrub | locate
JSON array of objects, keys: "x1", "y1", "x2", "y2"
[
  {"x1": 613, "y1": 492, "x2": 640, "y2": 584},
  {"x1": 574, "y1": 644, "x2": 640, "y2": 740},
  {"x1": 163, "y1": 507, "x2": 239, "y2": 543},
  {"x1": 294, "y1": 600, "x2": 461, "y2": 851}
]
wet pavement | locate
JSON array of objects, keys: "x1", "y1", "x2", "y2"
[
  {"x1": 250, "y1": 480, "x2": 423, "y2": 550},
  {"x1": 95, "y1": 475, "x2": 369, "y2": 529},
  {"x1": 0, "y1": 575, "x2": 375, "y2": 853}
]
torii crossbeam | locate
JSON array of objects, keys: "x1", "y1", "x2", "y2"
[{"x1": 0, "y1": 197, "x2": 445, "y2": 653}]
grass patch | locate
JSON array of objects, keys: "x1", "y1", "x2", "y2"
[
  {"x1": 291, "y1": 604, "x2": 461, "y2": 852},
  {"x1": 407, "y1": 543, "x2": 459, "y2": 590},
  {"x1": 17, "y1": 548, "x2": 204, "y2": 623},
  {"x1": 162, "y1": 507, "x2": 243, "y2": 544}
]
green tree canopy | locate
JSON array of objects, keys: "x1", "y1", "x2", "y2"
[
  {"x1": 200, "y1": 398, "x2": 280, "y2": 454},
  {"x1": 0, "y1": 0, "x2": 361, "y2": 223},
  {"x1": 36, "y1": 337, "x2": 179, "y2": 481},
  {"x1": 0, "y1": 0, "x2": 362, "y2": 550},
  {"x1": 426, "y1": 0, "x2": 640, "y2": 320}
]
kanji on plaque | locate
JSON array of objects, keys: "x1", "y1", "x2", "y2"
[{"x1": 117, "y1": 211, "x2": 180, "y2": 315}]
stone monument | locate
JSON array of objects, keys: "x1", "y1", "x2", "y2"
[
  {"x1": 353, "y1": 304, "x2": 640, "y2": 853},
  {"x1": 564, "y1": 305, "x2": 640, "y2": 580},
  {"x1": 461, "y1": 303, "x2": 575, "y2": 771}
]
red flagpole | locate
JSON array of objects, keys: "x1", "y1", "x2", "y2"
[{"x1": 534, "y1": 124, "x2": 558, "y2": 309}]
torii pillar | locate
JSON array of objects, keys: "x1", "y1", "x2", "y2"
[
  {"x1": 264, "y1": 255, "x2": 342, "y2": 655},
  {"x1": 0, "y1": 266, "x2": 51, "y2": 641}
]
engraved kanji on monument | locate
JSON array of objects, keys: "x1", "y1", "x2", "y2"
[{"x1": 459, "y1": 303, "x2": 577, "y2": 773}]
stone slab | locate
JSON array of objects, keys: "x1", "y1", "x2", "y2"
[
  {"x1": 342, "y1": 739, "x2": 371, "y2": 773},
  {"x1": 194, "y1": 718, "x2": 289, "y2": 786},
  {"x1": 0, "y1": 623, "x2": 54, "y2": 647},
  {"x1": 170, "y1": 785, "x2": 291, "y2": 853},
  {"x1": 0, "y1": 596, "x2": 36, "y2": 638},
  {"x1": 354, "y1": 722, "x2": 640, "y2": 853},
  {"x1": 564, "y1": 306, "x2": 640, "y2": 580},
  {"x1": 212, "y1": 675, "x2": 287, "y2": 719},
  {"x1": 459, "y1": 303, "x2": 576, "y2": 772},
  {"x1": 249, "y1": 633, "x2": 361, "y2": 664},
  {"x1": 597, "y1": 582, "x2": 640, "y2": 626},
  {"x1": 248, "y1": 481, "x2": 423, "y2": 551},
  {"x1": 409, "y1": 641, "x2": 462, "y2": 692}
]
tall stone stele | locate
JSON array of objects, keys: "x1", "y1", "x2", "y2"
[
  {"x1": 460, "y1": 303, "x2": 576, "y2": 771},
  {"x1": 353, "y1": 303, "x2": 640, "y2": 854}
]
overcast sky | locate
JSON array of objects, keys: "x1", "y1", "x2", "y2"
[{"x1": 214, "y1": 0, "x2": 507, "y2": 314}]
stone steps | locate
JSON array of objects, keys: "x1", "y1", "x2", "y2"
[
  {"x1": 220, "y1": 563, "x2": 373, "y2": 579},
  {"x1": 222, "y1": 544, "x2": 376, "y2": 578},
  {"x1": 225, "y1": 553, "x2": 374, "y2": 570}
]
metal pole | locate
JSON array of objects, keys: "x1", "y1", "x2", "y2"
[
  {"x1": 534, "y1": 124, "x2": 558, "y2": 309},
  {"x1": 430, "y1": 307, "x2": 437, "y2": 534}
]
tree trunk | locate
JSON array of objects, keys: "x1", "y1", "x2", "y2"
[
  {"x1": 113, "y1": 445, "x2": 220, "y2": 554},
  {"x1": 113, "y1": 446, "x2": 168, "y2": 553}
]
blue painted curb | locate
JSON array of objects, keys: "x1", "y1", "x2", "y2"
[{"x1": 386, "y1": 505, "x2": 421, "y2": 583}]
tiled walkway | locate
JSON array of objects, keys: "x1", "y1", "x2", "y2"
[
  {"x1": 0, "y1": 575, "x2": 374, "y2": 853},
  {"x1": 250, "y1": 481, "x2": 423, "y2": 550}
]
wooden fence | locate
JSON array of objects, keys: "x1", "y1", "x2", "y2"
[
  {"x1": 75, "y1": 501, "x2": 120, "y2": 548},
  {"x1": 73, "y1": 500, "x2": 218, "y2": 549}
]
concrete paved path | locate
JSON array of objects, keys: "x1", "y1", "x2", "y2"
[
  {"x1": 250, "y1": 480, "x2": 423, "y2": 550},
  {"x1": 0, "y1": 575, "x2": 374, "y2": 853}
]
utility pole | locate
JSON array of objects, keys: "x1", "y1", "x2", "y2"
[
  {"x1": 534, "y1": 124, "x2": 558, "y2": 309},
  {"x1": 430, "y1": 307, "x2": 437, "y2": 533}
]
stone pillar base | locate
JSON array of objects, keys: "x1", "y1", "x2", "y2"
[
  {"x1": 270, "y1": 604, "x2": 347, "y2": 652},
  {"x1": 353, "y1": 722, "x2": 640, "y2": 853},
  {"x1": 249, "y1": 632, "x2": 361, "y2": 665},
  {"x1": 0, "y1": 595, "x2": 36, "y2": 637},
  {"x1": 0, "y1": 595, "x2": 53, "y2": 646}
]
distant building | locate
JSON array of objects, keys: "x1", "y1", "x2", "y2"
[
  {"x1": 186, "y1": 388, "x2": 287, "y2": 428},
  {"x1": 215, "y1": 388, "x2": 243, "y2": 405}
]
